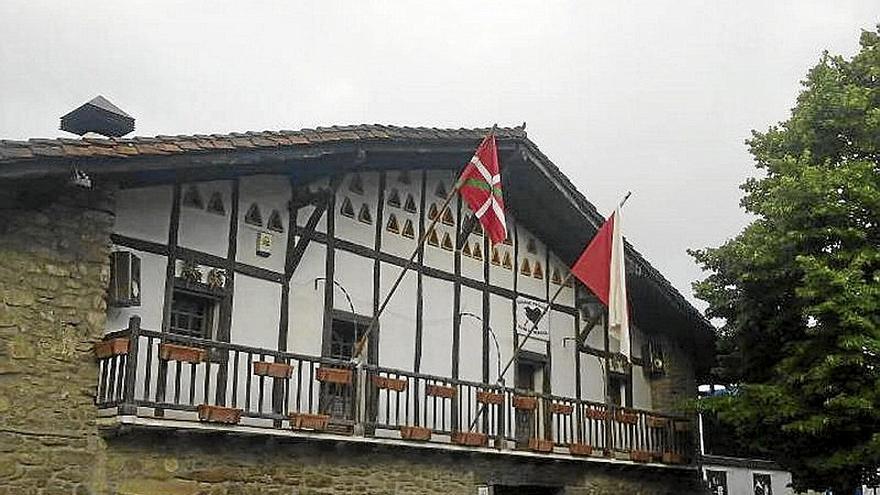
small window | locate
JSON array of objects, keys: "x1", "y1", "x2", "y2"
[
  {"x1": 533, "y1": 261, "x2": 544, "y2": 280},
  {"x1": 267, "y1": 209, "x2": 285, "y2": 233},
  {"x1": 753, "y1": 474, "x2": 772, "y2": 495},
  {"x1": 462, "y1": 242, "x2": 472, "y2": 257},
  {"x1": 472, "y1": 242, "x2": 483, "y2": 260},
  {"x1": 398, "y1": 170, "x2": 411, "y2": 185},
  {"x1": 441, "y1": 207, "x2": 455, "y2": 226},
  {"x1": 502, "y1": 251, "x2": 513, "y2": 269},
  {"x1": 520, "y1": 259, "x2": 531, "y2": 276},
  {"x1": 358, "y1": 203, "x2": 373, "y2": 225},
  {"x1": 403, "y1": 194, "x2": 417, "y2": 213},
  {"x1": 428, "y1": 203, "x2": 439, "y2": 221},
  {"x1": 551, "y1": 268, "x2": 562, "y2": 285},
  {"x1": 441, "y1": 232, "x2": 453, "y2": 251},
  {"x1": 349, "y1": 174, "x2": 364, "y2": 195},
  {"x1": 402, "y1": 219, "x2": 415, "y2": 239},
  {"x1": 206, "y1": 192, "x2": 225, "y2": 215},
  {"x1": 526, "y1": 238, "x2": 537, "y2": 254},
  {"x1": 340, "y1": 197, "x2": 355, "y2": 218},
  {"x1": 706, "y1": 471, "x2": 728, "y2": 495},
  {"x1": 491, "y1": 247, "x2": 501, "y2": 266},
  {"x1": 503, "y1": 233, "x2": 513, "y2": 246},
  {"x1": 609, "y1": 375, "x2": 626, "y2": 407},
  {"x1": 473, "y1": 221, "x2": 484, "y2": 237},
  {"x1": 169, "y1": 290, "x2": 217, "y2": 339},
  {"x1": 427, "y1": 228, "x2": 439, "y2": 247},
  {"x1": 182, "y1": 185, "x2": 204, "y2": 209},
  {"x1": 434, "y1": 181, "x2": 447, "y2": 198},
  {"x1": 387, "y1": 188, "x2": 401, "y2": 208},
  {"x1": 245, "y1": 203, "x2": 263, "y2": 226},
  {"x1": 386, "y1": 213, "x2": 400, "y2": 234}
]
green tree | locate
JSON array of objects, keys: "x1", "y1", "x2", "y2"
[{"x1": 691, "y1": 27, "x2": 880, "y2": 493}]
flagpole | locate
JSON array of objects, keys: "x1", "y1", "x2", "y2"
[
  {"x1": 465, "y1": 191, "x2": 632, "y2": 433},
  {"x1": 352, "y1": 127, "x2": 498, "y2": 361}
]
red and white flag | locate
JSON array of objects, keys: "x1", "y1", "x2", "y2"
[
  {"x1": 570, "y1": 207, "x2": 630, "y2": 357},
  {"x1": 458, "y1": 135, "x2": 508, "y2": 245}
]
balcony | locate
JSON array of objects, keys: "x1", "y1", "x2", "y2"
[{"x1": 95, "y1": 317, "x2": 693, "y2": 467}]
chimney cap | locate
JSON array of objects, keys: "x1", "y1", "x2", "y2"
[{"x1": 60, "y1": 95, "x2": 135, "y2": 137}]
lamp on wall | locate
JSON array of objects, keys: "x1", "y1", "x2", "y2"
[{"x1": 458, "y1": 312, "x2": 504, "y2": 386}]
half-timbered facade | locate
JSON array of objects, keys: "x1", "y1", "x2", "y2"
[{"x1": 0, "y1": 125, "x2": 714, "y2": 494}]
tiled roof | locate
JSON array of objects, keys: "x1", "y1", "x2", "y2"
[{"x1": 0, "y1": 124, "x2": 527, "y2": 163}]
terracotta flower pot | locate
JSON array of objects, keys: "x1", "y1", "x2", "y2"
[
  {"x1": 371, "y1": 376, "x2": 408, "y2": 392},
  {"x1": 197, "y1": 404, "x2": 242, "y2": 424},
  {"x1": 673, "y1": 420, "x2": 691, "y2": 432},
  {"x1": 159, "y1": 343, "x2": 206, "y2": 363},
  {"x1": 400, "y1": 425, "x2": 432, "y2": 441},
  {"x1": 528, "y1": 438, "x2": 554, "y2": 453},
  {"x1": 614, "y1": 410, "x2": 639, "y2": 425},
  {"x1": 631, "y1": 450, "x2": 653, "y2": 463},
  {"x1": 451, "y1": 431, "x2": 488, "y2": 447},
  {"x1": 512, "y1": 395, "x2": 538, "y2": 410},
  {"x1": 568, "y1": 443, "x2": 593, "y2": 456},
  {"x1": 315, "y1": 367, "x2": 352, "y2": 385},
  {"x1": 646, "y1": 416, "x2": 668, "y2": 429},
  {"x1": 93, "y1": 338, "x2": 129, "y2": 359},
  {"x1": 476, "y1": 391, "x2": 504, "y2": 405},
  {"x1": 425, "y1": 384, "x2": 456, "y2": 398},
  {"x1": 289, "y1": 413, "x2": 330, "y2": 431},
  {"x1": 550, "y1": 403, "x2": 574, "y2": 415},
  {"x1": 586, "y1": 408, "x2": 607, "y2": 420},
  {"x1": 253, "y1": 361, "x2": 294, "y2": 379}
]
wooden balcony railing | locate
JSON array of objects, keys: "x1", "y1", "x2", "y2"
[{"x1": 95, "y1": 317, "x2": 693, "y2": 465}]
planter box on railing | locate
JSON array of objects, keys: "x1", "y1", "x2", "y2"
[
  {"x1": 197, "y1": 404, "x2": 242, "y2": 424},
  {"x1": 528, "y1": 438, "x2": 554, "y2": 453},
  {"x1": 476, "y1": 391, "x2": 504, "y2": 405},
  {"x1": 451, "y1": 431, "x2": 488, "y2": 447},
  {"x1": 614, "y1": 410, "x2": 639, "y2": 424},
  {"x1": 646, "y1": 416, "x2": 668, "y2": 429},
  {"x1": 550, "y1": 403, "x2": 574, "y2": 415},
  {"x1": 159, "y1": 343, "x2": 206, "y2": 363},
  {"x1": 662, "y1": 452, "x2": 686, "y2": 464},
  {"x1": 94, "y1": 338, "x2": 129, "y2": 359},
  {"x1": 400, "y1": 425, "x2": 432, "y2": 441},
  {"x1": 673, "y1": 420, "x2": 691, "y2": 432},
  {"x1": 289, "y1": 413, "x2": 330, "y2": 431},
  {"x1": 425, "y1": 384, "x2": 456, "y2": 399},
  {"x1": 568, "y1": 443, "x2": 593, "y2": 456},
  {"x1": 512, "y1": 395, "x2": 537, "y2": 410},
  {"x1": 315, "y1": 367, "x2": 352, "y2": 385},
  {"x1": 586, "y1": 408, "x2": 607, "y2": 420},
  {"x1": 371, "y1": 376, "x2": 407, "y2": 392},
  {"x1": 253, "y1": 361, "x2": 294, "y2": 379},
  {"x1": 631, "y1": 450, "x2": 653, "y2": 463}
]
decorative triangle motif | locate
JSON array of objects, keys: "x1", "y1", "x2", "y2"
[
  {"x1": 527, "y1": 238, "x2": 537, "y2": 254},
  {"x1": 387, "y1": 189, "x2": 401, "y2": 208},
  {"x1": 404, "y1": 194, "x2": 417, "y2": 213},
  {"x1": 441, "y1": 207, "x2": 455, "y2": 226},
  {"x1": 472, "y1": 242, "x2": 483, "y2": 260},
  {"x1": 427, "y1": 228, "x2": 439, "y2": 247},
  {"x1": 358, "y1": 203, "x2": 373, "y2": 224},
  {"x1": 462, "y1": 242, "x2": 472, "y2": 257},
  {"x1": 434, "y1": 181, "x2": 447, "y2": 198},
  {"x1": 398, "y1": 170, "x2": 411, "y2": 184},
  {"x1": 441, "y1": 232, "x2": 454, "y2": 251},
  {"x1": 502, "y1": 251, "x2": 513, "y2": 269},
  {"x1": 533, "y1": 261, "x2": 544, "y2": 280},
  {"x1": 267, "y1": 209, "x2": 285, "y2": 233},
  {"x1": 520, "y1": 259, "x2": 532, "y2": 276},
  {"x1": 402, "y1": 219, "x2": 415, "y2": 239},
  {"x1": 428, "y1": 203, "x2": 439, "y2": 221},
  {"x1": 473, "y1": 222, "x2": 484, "y2": 237},
  {"x1": 386, "y1": 214, "x2": 400, "y2": 234},
  {"x1": 245, "y1": 203, "x2": 263, "y2": 226},
  {"x1": 551, "y1": 268, "x2": 563, "y2": 285},
  {"x1": 503, "y1": 233, "x2": 513, "y2": 245},
  {"x1": 182, "y1": 185, "x2": 204, "y2": 209},
  {"x1": 349, "y1": 174, "x2": 364, "y2": 195},
  {"x1": 340, "y1": 197, "x2": 355, "y2": 218},
  {"x1": 206, "y1": 192, "x2": 225, "y2": 215},
  {"x1": 491, "y1": 248, "x2": 501, "y2": 266}
]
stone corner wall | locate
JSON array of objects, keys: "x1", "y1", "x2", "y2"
[
  {"x1": 650, "y1": 332, "x2": 697, "y2": 415},
  {"x1": 0, "y1": 181, "x2": 115, "y2": 494}
]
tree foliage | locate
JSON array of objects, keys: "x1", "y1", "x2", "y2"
[{"x1": 691, "y1": 27, "x2": 880, "y2": 493}]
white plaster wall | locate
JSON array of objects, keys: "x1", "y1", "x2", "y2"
[
  {"x1": 488, "y1": 294, "x2": 515, "y2": 386},
  {"x1": 237, "y1": 175, "x2": 290, "y2": 274},
  {"x1": 288, "y1": 243, "x2": 326, "y2": 356},
  {"x1": 230, "y1": 275, "x2": 282, "y2": 349},
  {"x1": 378, "y1": 262, "x2": 416, "y2": 371},
  {"x1": 457, "y1": 286, "x2": 484, "y2": 383},
  {"x1": 333, "y1": 250, "x2": 374, "y2": 319},
  {"x1": 115, "y1": 185, "x2": 172, "y2": 243},
  {"x1": 177, "y1": 180, "x2": 231, "y2": 258},
  {"x1": 419, "y1": 276, "x2": 453, "y2": 377},
  {"x1": 423, "y1": 170, "x2": 456, "y2": 273},
  {"x1": 380, "y1": 169, "x2": 421, "y2": 260},
  {"x1": 704, "y1": 464, "x2": 794, "y2": 495},
  {"x1": 579, "y1": 353, "x2": 605, "y2": 403},
  {"x1": 549, "y1": 310, "x2": 577, "y2": 398},
  {"x1": 296, "y1": 177, "x2": 330, "y2": 234},
  {"x1": 516, "y1": 225, "x2": 547, "y2": 300},
  {"x1": 335, "y1": 172, "x2": 377, "y2": 248},
  {"x1": 632, "y1": 366, "x2": 653, "y2": 410},
  {"x1": 105, "y1": 250, "x2": 166, "y2": 333}
]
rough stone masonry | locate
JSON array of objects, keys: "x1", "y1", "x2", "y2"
[{"x1": 0, "y1": 181, "x2": 705, "y2": 494}]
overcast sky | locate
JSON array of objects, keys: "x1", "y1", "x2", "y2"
[{"x1": 2, "y1": 1, "x2": 878, "y2": 310}]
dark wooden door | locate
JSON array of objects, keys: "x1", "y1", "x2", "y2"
[{"x1": 515, "y1": 361, "x2": 537, "y2": 448}]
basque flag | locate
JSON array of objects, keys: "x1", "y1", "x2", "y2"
[{"x1": 458, "y1": 134, "x2": 508, "y2": 245}]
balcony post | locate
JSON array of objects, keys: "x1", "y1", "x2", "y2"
[
  {"x1": 118, "y1": 316, "x2": 140, "y2": 415},
  {"x1": 352, "y1": 362, "x2": 367, "y2": 437}
]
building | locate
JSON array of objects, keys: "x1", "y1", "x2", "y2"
[{"x1": 0, "y1": 122, "x2": 715, "y2": 494}]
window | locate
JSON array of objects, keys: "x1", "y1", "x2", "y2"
[
  {"x1": 348, "y1": 174, "x2": 364, "y2": 195},
  {"x1": 753, "y1": 474, "x2": 772, "y2": 495},
  {"x1": 706, "y1": 470, "x2": 728, "y2": 495},
  {"x1": 401, "y1": 219, "x2": 415, "y2": 239},
  {"x1": 608, "y1": 375, "x2": 626, "y2": 407},
  {"x1": 357, "y1": 203, "x2": 373, "y2": 225},
  {"x1": 387, "y1": 188, "x2": 401, "y2": 208},
  {"x1": 267, "y1": 209, "x2": 285, "y2": 232},
  {"x1": 403, "y1": 194, "x2": 417, "y2": 213},
  {"x1": 245, "y1": 203, "x2": 263, "y2": 226},
  {"x1": 206, "y1": 192, "x2": 225, "y2": 215},
  {"x1": 182, "y1": 185, "x2": 204, "y2": 209},
  {"x1": 169, "y1": 290, "x2": 217, "y2": 339},
  {"x1": 339, "y1": 197, "x2": 355, "y2": 218},
  {"x1": 386, "y1": 214, "x2": 400, "y2": 234}
]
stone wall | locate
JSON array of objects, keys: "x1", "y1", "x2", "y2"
[
  {"x1": 0, "y1": 179, "x2": 706, "y2": 494},
  {"x1": 650, "y1": 332, "x2": 697, "y2": 415}
]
